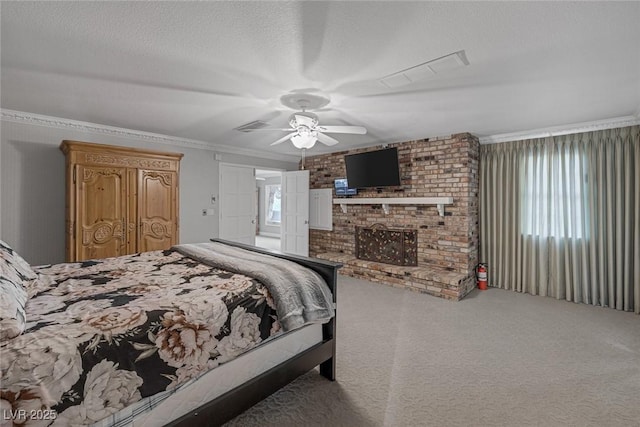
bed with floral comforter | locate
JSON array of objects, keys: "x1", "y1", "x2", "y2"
[{"x1": 0, "y1": 241, "x2": 334, "y2": 426}]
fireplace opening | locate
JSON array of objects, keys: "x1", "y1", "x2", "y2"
[{"x1": 355, "y1": 224, "x2": 417, "y2": 266}]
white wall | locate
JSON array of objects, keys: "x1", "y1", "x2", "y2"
[
  {"x1": 0, "y1": 115, "x2": 297, "y2": 264},
  {"x1": 256, "y1": 179, "x2": 266, "y2": 233},
  {"x1": 258, "y1": 175, "x2": 282, "y2": 236}
]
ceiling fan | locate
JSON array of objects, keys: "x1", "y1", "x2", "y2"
[
  {"x1": 269, "y1": 110, "x2": 367, "y2": 149},
  {"x1": 240, "y1": 92, "x2": 366, "y2": 149}
]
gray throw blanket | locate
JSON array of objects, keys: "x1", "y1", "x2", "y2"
[{"x1": 173, "y1": 242, "x2": 334, "y2": 331}]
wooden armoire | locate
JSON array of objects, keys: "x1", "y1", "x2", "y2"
[{"x1": 60, "y1": 140, "x2": 183, "y2": 262}]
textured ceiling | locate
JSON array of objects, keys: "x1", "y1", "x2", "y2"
[{"x1": 1, "y1": 1, "x2": 639, "y2": 158}]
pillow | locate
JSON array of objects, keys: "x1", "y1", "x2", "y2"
[
  {"x1": 0, "y1": 277, "x2": 28, "y2": 340},
  {"x1": 0, "y1": 239, "x2": 37, "y2": 285},
  {"x1": 0, "y1": 240, "x2": 39, "y2": 339}
]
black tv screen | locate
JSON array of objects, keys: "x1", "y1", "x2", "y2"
[
  {"x1": 344, "y1": 147, "x2": 401, "y2": 188},
  {"x1": 334, "y1": 178, "x2": 357, "y2": 196}
]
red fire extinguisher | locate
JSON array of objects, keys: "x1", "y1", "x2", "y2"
[{"x1": 476, "y1": 263, "x2": 488, "y2": 290}]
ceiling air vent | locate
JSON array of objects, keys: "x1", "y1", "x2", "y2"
[
  {"x1": 379, "y1": 50, "x2": 469, "y2": 89},
  {"x1": 234, "y1": 120, "x2": 270, "y2": 132}
]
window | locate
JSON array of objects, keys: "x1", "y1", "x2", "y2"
[
  {"x1": 521, "y1": 150, "x2": 587, "y2": 238},
  {"x1": 265, "y1": 184, "x2": 281, "y2": 225}
]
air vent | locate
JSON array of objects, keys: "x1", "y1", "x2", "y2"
[
  {"x1": 379, "y1": 50, "x2": 469, "y2": 89},
  {"x1": 234, "y1": 120, "x2": 270, "y2": 132}
]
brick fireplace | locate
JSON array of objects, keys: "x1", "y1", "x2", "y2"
[{"x1": 305, "y1": 133, "x2": 479, "y2": 300}]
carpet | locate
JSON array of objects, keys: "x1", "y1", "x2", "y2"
[{"x1": 225, "y1": 275, "x2": 640, "y2": 427}]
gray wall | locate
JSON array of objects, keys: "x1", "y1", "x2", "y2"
[{"x1": 0, "y1": 117, "x2": 297, "y2": 265}]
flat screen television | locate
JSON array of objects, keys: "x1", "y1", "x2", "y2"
[
  {"x1": 344, "y1": 147, "x2": 401, "y2": 188},
  {"x1": 334, "y1": 178, "x2": 357, "y2": 196}
]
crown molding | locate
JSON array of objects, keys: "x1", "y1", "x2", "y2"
[
  {"x1": 479, "y1": 115, "x2": 640, "y2": 145},
  {"x1": 0, "y1": 109, "x2": 300, "y2": 163}
]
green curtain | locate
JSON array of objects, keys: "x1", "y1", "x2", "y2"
[{"x1": 479, "y1": 126, "x2": 639, "y2": 313}]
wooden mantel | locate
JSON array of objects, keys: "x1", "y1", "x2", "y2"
[{"x1": 333, "y1": 197, "x2": 454, "y2": 216}]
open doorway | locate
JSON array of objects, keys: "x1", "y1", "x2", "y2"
[{"x1": 255, "y1": 169, "x2": 282, "y2": 251}]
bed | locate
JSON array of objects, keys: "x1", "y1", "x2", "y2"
[{"x1": 0, "y1": 238, "x2": 341, "y2": 426}]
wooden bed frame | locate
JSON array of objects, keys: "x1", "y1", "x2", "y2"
[{"x1": 167, "y1": 239, "x2": 342, "y2": 427}]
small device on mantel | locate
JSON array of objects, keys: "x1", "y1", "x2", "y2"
[{"x1": 334, "y1": 178, "x2": 357, "y2": 196}]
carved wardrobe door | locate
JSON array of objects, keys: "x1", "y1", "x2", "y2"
[
  {"x1": 75, "y1": 165, "x2": 129, "y2": 260},
  {"x1": 137, "y1": 169, "x2": 178, "y2": 252},
  {"x1": 61, "y1": 140, "x2": 182, "y2": 262}
]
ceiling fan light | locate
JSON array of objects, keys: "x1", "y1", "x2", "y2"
[{"x1": 291, "y1": 133, "x2": 317, "y2": 149}]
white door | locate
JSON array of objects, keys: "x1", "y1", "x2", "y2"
[
  {"x1": 281, "y1": 170, "x2": 310, "y2": 256},
  {"x1": 219, "y1": 164, "x2": 256, "y2": 246}
]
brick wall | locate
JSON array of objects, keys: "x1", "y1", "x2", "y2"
[{"x1": 306, "y1": 133, "x2": 479, "y2": 300}]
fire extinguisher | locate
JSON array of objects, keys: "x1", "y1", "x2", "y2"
[{"x1": 476, "y1": 263, "x2": 488, "y2": 290}]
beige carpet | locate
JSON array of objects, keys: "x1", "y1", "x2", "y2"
[{"x1": 226, "y1": 275, "x2": 640, "y2": 427}]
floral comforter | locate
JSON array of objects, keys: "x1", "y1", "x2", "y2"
[{"x1": 1, "y1": 248, "x2": 283, "y2": 426}]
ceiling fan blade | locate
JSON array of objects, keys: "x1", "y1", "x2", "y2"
[
  {"x1": 317, "y1": 132, "x2": 340, "y2": 146},
  {"x1": 317, "y1": 125, "x2": 367, "y2": 135},
  {"x1": 270, "y1": 132, "x2": 298, "y2": 146},
  {"x1": 249, "y1": 128, "x2": 296, "y2": 132}
]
